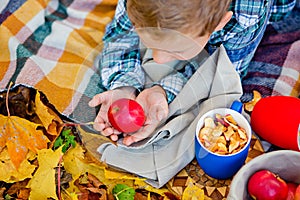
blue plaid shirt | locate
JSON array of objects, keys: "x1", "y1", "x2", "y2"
[{"x1": 99, "y1": 0, "x2": 296, "y2": 103}]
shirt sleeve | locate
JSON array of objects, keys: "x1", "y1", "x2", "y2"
[
  {"x1": 99, "y1": 0, "x2": 145, "y2": 92},
  {"x1": 208, "y1": 0, "x2": 296, "y2": 77},
  {"x1": 269, "y1": 0, "x2": 296, "y2": 22},
  {"x1": 157, "y1": 60, "x2": 200, "y2": 103}
]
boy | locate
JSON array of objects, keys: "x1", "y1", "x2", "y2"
[{"x1": 89, "y1": 0, "x2": 296, "y2": 146}]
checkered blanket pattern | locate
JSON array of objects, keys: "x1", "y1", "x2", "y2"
[
  {"x1": 241, "y1": 8, "x2": 300, "y2": 101},
  {"x1": 0, "y1": 0, "x2": 116, "y2": 122}
]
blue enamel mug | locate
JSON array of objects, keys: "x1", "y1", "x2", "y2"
[{"x1": 195, "y1": 106, "x2": 252, "y2": 179}]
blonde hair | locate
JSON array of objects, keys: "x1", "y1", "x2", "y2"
[{"x1": 127, "y1": 0, "x2": 231, "y2": 36}]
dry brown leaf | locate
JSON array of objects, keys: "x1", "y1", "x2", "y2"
[
  {"x1": 6, "y1": 179, "x2": 30, "y2": 199},
  {"x1": 74, "y1": 173, "x2": 108, "y2": 200}
]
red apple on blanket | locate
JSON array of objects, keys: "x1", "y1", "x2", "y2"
[
  {"x1": 108, "y1": 98, "x2": 145, "y2": 133},
  {"x1": 247, "y1": 169, "x2": 288, "y2": 200}
]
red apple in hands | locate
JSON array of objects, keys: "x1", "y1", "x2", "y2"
[
  {"x1": 108, "y1": 98, "x2": 146, "y2": 133},
  {"x1": 247, "y1": 170, "x2": 288, "y2": 200}
]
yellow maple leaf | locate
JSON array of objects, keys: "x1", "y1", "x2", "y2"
[
  {"x1": 63, "y1": 145, "x2": 137, "y2": 194},
  {"x1": 63, "y1": 144, "x2": 105, "y2": 181},
  {"x1": 0, "y1": 148, "x2": 36, "y2": 183},
  {"x1": 182, "y1": 178, "x2": 205, "y2": 200},
  {"x1": 0, "y1": 114, "x2": 49, "y2": 169},
  {"x1": 35, "y1": 91, "x2": 63, "y2": 136},
  {"x1": 27, "y1": 147, "x2": 63, "y2": 200}
]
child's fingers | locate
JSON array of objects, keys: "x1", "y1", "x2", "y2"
[
  {"x1": 122, "y1": 121, "x2": 158, "y2": 146},
  {"x1": 93, "y1": 121, "x2": 106, "y2": 132},
  {"x1": 88, "y1": 93, "x2": 104, "y2": 107},
  {"x1": 110, "y1": 134, "x2": 119, "y2": 141}
]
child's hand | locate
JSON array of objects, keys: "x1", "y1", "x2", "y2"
[
  {"x1": 88, "y1": 86, "x2": 137, "y2": 141},
  {"x1": 122, "y1": 85, "x2": 169, "y2": 146}
]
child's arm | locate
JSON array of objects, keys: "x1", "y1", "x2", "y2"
[
  {"x1": 91, "y1": 0, "x2": 145, "y2": 140},
  {"x1": 269, "y1": 0, "x2": 296, "y2": 22},
  {"x1": 208, "y1": 0, "x2": 296, "y2": 78},
  {"x1": 156, "y1": 61, "x2": 200, "y2": 104}
]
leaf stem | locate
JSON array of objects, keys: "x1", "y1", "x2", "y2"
[
  {"x1": 62, "y1": 122, "x2": 94, "y2": 126},
  {"x1": 57, "y1": 155, "x2": 63, "y2": 200},
  {"x1": 6, "y1": 82, "x2": 13, "y2": 117}
]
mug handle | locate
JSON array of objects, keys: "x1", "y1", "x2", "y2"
[{"x1": 230, "y1": 100, "x2": 243, "y2": 113}]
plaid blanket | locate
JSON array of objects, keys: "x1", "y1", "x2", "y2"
[
  {"x1": 0, "y1": 1, "x2": 299, "y2": 123},
  {"x1": 0, "y1": 0, "x2": 116, "y2": 122},
  {"x1": 241, "y1": 7, "x2": 300, "y2": 102}
]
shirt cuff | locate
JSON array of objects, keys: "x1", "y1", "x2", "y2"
[{"x1": 165, "y1": 90, "x2": 176, "y2": 104}]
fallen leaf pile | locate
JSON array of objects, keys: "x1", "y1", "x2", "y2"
[{"x1": 0, "y1": 84, "x2": 195, "y2": 200}]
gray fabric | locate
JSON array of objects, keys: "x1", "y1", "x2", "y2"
[{"x1": 97, "y1": 45, "x2": 243, "y2": 188}]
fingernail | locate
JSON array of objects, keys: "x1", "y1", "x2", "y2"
[
  {"x1": 123, "y1": 137, "x2": 133, "y2": 146},
  {"x1": 88, "y1": 101, "x2": 93, "y2": 107},
  {"x1": 110, "y1": 134, "x2": 118, "y2": 141}
]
